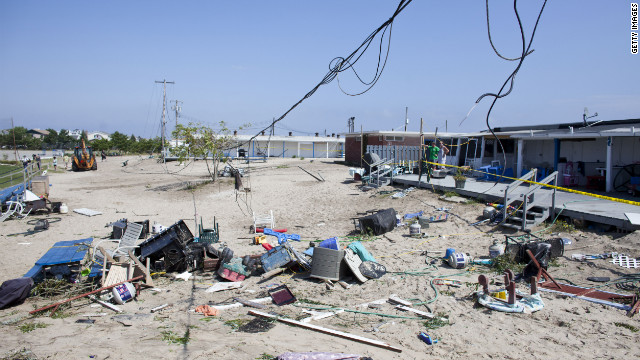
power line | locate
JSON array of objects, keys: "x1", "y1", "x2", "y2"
[{"x1": 226, "y1": 0, "x2": 414, "y2": 150}]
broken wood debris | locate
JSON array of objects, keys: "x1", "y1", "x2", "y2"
[{"x1": 248, "y1": 310, "x2": 402, "y2": 353}]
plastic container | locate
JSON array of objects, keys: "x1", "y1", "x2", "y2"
[
  {"x1": 448, "y1": 252, "x2": 469, "y2": 269},
  {"x1": 489, "y1": 240, "x2": 504, "y2": 258},
  {"x1": 418, "y1": 332, "x2": 438, "y2": 345},
  {"x1": 318, "y1": 237, "x2": 339, "y2": 250},
  {"x1": 59, "y1": 203, "x2": 68, "y2": 214},
  {"x1": 112, "y1": 282, "x2": 136, "y2": 304},
  {"x1": 443, "y1": 248, "x2": 455, "y2": 260},
  {"x1": 409, "y1": 223, "x2": 421, "y2": 237}
]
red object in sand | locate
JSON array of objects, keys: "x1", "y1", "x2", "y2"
[
  {"x1": 262, "y1": 243, "x2": 274, "y2": 251},
  {"x1": 256, "y1": 228, "x2": 288, "y2": 233}
]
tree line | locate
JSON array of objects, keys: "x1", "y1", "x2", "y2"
[{"x1": 0, "y1": 127, "x2": 162, "y2": 154}]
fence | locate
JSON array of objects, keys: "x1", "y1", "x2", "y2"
[{"x1": 365, "y1": 145, "x2": 421, "y2": 166}]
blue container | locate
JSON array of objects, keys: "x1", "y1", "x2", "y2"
[
  {"x1": 443, "y1": 248, "x2": 455, "y2": 260},
  {"x1": 418, "y1": 332, "x2": 438, "y2": 345},
  {"x1": 260, "y1": 245, "x2": 294, "y2": 272},
  {"x1": 318, "y1": 237, "x2": 339, "y2": 250}
]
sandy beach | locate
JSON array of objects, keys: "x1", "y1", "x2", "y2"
[{"x1": 1, "y1": 155, "x2": 639, "y2": 360}]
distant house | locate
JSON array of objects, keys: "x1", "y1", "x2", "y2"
[
  {"x1": 87, "y1": 131, "x2": 111, "y2": 141},
  {"x1": 27, "y1": 129, "x2": 50, "y2": 139},
  {"x1": 69, "y1": 129, "x2": 83, "y2": 140}
]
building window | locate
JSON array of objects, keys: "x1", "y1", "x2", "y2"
[
  {"x1": 384, "y1": 135, "x2": 404, "y2": 142},
  {"x1": 355, "y1": 136, "x2": 361, "y2": 142}
]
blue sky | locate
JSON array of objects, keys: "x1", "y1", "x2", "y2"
[{"x1": 1, "y1": 1, "x2": 638, "y2": 138}]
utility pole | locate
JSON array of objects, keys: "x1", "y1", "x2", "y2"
[
  {"x1": 404, "y1": 107, "x2": 408, "y2": 132},
  {"x1": 11, "y1": 117, "x2": 18, "y2": 162},
  {"x1": 155, "y1": 79, "x2": 174, "y2": 164},
  {"x1": 172, "y1": 100, "x2": 183, "y2": 128}
]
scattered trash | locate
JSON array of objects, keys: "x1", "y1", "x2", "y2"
[
  {"x1": 150, "y1": 303, "x2": 170, "y2": 313},
  {"x1": 447, "y1": 252, "x2": 469, "y2": 269},
  {"x1": 173, "y1": 271, "x2": 192, "y2": 281},
  {"x1": 310, "y1": 247, "x2": 344, "y2": 281},
  {"x1": 249, "y1": 310, "x2": 402, "y2": 353},
  {"x1": 489, "y1": 240, "x2": 504, "y2": 258},
  {"x1": 276, "y1": 352, "x2": 365, "y2": 360},
  {"x1": 237, "y1": 317, "x2": 276, "y2": 333},
  {"x1": 418, "y1": 332, "x2": 438, "y2": 345},
  {"x1": 359, "y1": 261, "x2": 386, "y2": 279},
  {"x1": 195, "y1": 305, "x2": 219, "y2": 316},
  {"x1": 476, "y1": 271, "x2": 544, "y2": 313},
  {"x1": 611, "y1": 255, "x2": 639, "y2": 269},
  {"x1": 358, "y1": 208, "x2": 397, "y2": 235},
  {"x1": 73, "y1": 208, "x2": 102, "y2": 217},
  {"x1": 112, "y1": 282, "x2": 136, "y2": 304},
  {"x1": 268, "y1": 284, "x2": 296, "y2": 306}
]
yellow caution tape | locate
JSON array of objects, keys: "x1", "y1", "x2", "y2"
[{"x1": 419, "y1": 160, "x2": 640, "y2": 207}]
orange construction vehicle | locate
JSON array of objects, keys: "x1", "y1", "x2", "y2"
[{"x1": 71, "y1": 139, "x2": 97, "y2": 171}]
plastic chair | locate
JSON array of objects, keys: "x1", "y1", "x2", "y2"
[
  {"x1": 198, "y1": 217, "x2": 220, "y2": 244},
  {"x1": 93, "y1": 222, "x2": 144, "y2": 262},
  {"x1": 253, "y1": 210, "x2": 275, "y2": 233},
  {"x1": 498, "y1": 168, "x2": 514, "y2": 183},
  {"x1": 488, "y1": 160, "x2": 503, "y2": 181}
]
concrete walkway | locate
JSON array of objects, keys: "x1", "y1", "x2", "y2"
[{"x1": 392, "y1": 173, "x2": 640, "y2": 231}]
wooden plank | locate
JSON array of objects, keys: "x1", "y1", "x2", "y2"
[
  {"x1": 395, "y1": 305, "x2": 435, "y2": 319},
  {"x1": 128, "y1": 250, "x2": 154, "y2": 286},
  {"x1": 232, "y1": 297, "x2": 268, "y2": 309},
  {"x1": 248, "y1": 310, "x2": 402, "y2": 353},
  {"x1": 300, "y1": 309, "x2": 345, "y2": 323},
  {"x1": 388, "y1": 295, "x2": 412, "y2": 307},
  {"x1": 87, "y1": 295, "x2": 123, "y2": 313},
  {"x1": 212, "y1": 297, "x2": 272, "y2": 311}
]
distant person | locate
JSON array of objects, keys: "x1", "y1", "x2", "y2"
[
  {"x1": 22, "y1": 156, "x2": 29, "y2": 169},
  {"x1": 101, "y1": 150, "x2": 107, "y2": 162},
  {"x1": 36, "y1": 155, "x2": 41, "y2": 171},
  {"x1": 52, "y1": 156, "x2": 58, "y2": 171},
  {"x1": 63, "y1": 154, "x2": 70, "y2": 170},
  {"x1": 423, "y1": 141, "x2": 440, "y2": 182},
  {"x1": 438, "y1": 141, "x2": 449, "y2": 170}
]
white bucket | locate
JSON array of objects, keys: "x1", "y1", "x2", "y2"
[
  {"x1": 409, "y1": 223, "x2": 421, "y2": 237},
  {"x1": 112, "y1": 282, "x2": 136, "y2": 304},
  {"x1": 59, "y1": 203, "x2": 68, "y2": 214},
  {"x1": 448, "y1": 252, "x2": 469, "y2": 269}
]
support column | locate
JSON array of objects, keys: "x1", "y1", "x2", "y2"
[
  {"x1": 326, "y1": 142, "x2": 329, "y2": 158},
  {"x1": 282, "y1": 141, "x2": 285, "y2": 158},
  {"x1": 297, "y1": 142, "x2": 300, "y2": 158},
  {"x1": 517, "y1": 139, "x2": 523, "y2": 178},
  {"x1": 312, "y1": 142, "x2": 315, "y2": 158},
  {"x1": 553, "y1": 139, "x2": 560, "y2": 172},
  {"x1": 606, "y1": 136, "x2": 612, "y2": 192}
]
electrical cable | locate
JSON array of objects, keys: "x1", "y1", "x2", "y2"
[
  {"x1": 224, "y1": 0, "x2": 414, "y2": 152},
  {"x1": 479, "y1": 0, "x2": 548, "y2": 186},
  {"x1": 485, "y1": 0, "x2": 535, "y2": 61}
]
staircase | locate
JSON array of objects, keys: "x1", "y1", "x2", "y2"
[{"x1": 500, "y1": 170, "x2": 558, "y2": 232}]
